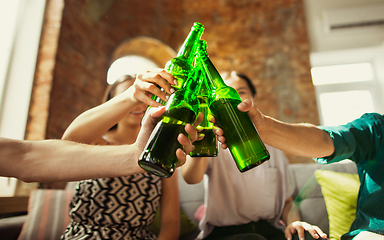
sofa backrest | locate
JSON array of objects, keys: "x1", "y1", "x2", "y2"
[
  {"x1": 178, "y1": 168, "x2": 205, "y2": 225},
  {"x1": 288, "y1": 160, "x2": 357, "y2": 235},
  {"x1": 178, "y1": 160, "x2": 358, "y2": 236}
]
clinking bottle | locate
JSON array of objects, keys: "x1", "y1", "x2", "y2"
[
  {"x1": 138, "y1": 64, "x2": 203, "y2": 178},
  {"x1": 141, "y1": 22, "x2": 204, "y2": 124},
  {"x1": 190, "y1": 66, "x2": 218, "y2": 157},
  {"x1": 196, "y1": 40, "x2": 270, "y2": 172}
]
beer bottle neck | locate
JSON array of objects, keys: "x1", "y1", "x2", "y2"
[
  {"x1": 197, "y1": 40, "x2": 241, "y2": 102},
  {"x1": 198, "y1": 54, "x2": 227, "y2": 90},
  {"x1": 182, "y1": 65, "x2": 203, "y2": 94},
  {"x1": 177, "y1": 23, "x2": 204, "y2": 64},
  {"x1": 200, "y1": 74, "x2": 210, "y2": 97},
  {"x1": 166, "y1": 23, "x2": 204, "y2": 89}
]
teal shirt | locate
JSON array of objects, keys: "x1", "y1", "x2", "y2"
[{"x1": 315, "y1": 113, "x2": 384, "y2": 239}]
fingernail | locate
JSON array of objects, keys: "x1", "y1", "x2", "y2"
[
  {"x1": 166, "y1": 95, "x2": 169, "y2": 100},
  {"x1": 287, "y1": 238, "x2": 291, "y2": 240},
  {"x1": 199, "y1": 133, "x2": 205, "y2": 139},
  {"x1": 170, "y1": 88, "x2": 175, "y2": 93},
  {"x1": 300, "y1": 238, "x2": 304, "y2": 240},
  {"x1": 314, "y1": 234, "x2": 319, "y2": 238},
  {"x1": 173, "y1": 80, "x2": 178, "y2": 85}
]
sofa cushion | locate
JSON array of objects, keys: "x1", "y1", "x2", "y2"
[
  {"x1": 177, "y1": 168, "x2": 205, "y2": 240},
  {"x1": 289, "y1": 160, "x2": 357, "y2": 235},
  {"x1": 0, "y1": 215, "x2": 26, "y2": 240},
  {"x1": 315, "y1": 170, "x2": 359, "y2": 240},
  {"x1": 177, "y1": 168, "x2": 205, "y2": 225},
  {"x1": 17, "y1": 189, "x2": 74, "y2": 240}
]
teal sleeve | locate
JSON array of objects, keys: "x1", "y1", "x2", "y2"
[{"x1": 314, "y1": 113, "x2": 384, "y2": 164}]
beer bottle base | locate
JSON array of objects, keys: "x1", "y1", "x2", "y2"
[
  {"x1": 237, "y1": 153, "x2": 270, "y2": 173},
  {"x1": 138, "y1": 160, "x2": 174, "y2": 178},
  {"x1": 190, "y1": 152, "x2": 218, "y2": 158}
]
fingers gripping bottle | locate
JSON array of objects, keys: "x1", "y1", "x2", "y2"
[
  {"x1": 138, "y1": 65, "x2": 203, "y2": 178},
  {"x1": 141, "y1": 22, "x2": 204, "y2": 123},
  {"x1": 190, "y1": 67, "x2": 218, "y2": 157},
  {"x1": 196, "y1": 40, "x2": 270, "y2": 172}
]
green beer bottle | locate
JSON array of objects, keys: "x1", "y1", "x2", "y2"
[
  {"x1": 196, "y1": 40, "x2": 270, "y2": 172},
  {"x1": 138, "y1": 65, "x2": 203, "y2": 178},
  {"x1": 190, "y1": 67, "x2": 218, "y2": 157},
  {"x1": 141, "y1": 22, "x2": 204, "y2": 124}
]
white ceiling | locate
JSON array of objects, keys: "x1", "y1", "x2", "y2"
[{"x1": 303, "y1": 0, "x2": 384, "y2": 53}]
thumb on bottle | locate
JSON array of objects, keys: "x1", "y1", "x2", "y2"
[
  {"x1": 237, "y1": 99, "x2": 252, "y2": 112},
  {"x1": 148, "y1": 106, "x2": 166, "y2": 119}
]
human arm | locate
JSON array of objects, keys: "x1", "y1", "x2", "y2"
[
  {"x1": 1, "y1": 107, "x2": 199, "y2": 182},
  {"x1": 180, "y1": 156, "x2": 208, "y2": 184},
  {"x1": 62, "y1": 69, "x2": 176, "y2": 144},
  {"x1": 215, "y1": 99, "x2": 335, "y2": 158},
  {"x1": 283, "y1": 197, "x2": 328, "y2": 240},
  {"x1": 0, "y1": 137, "x2": 145, "y2": 183},
  {"x1": 62, "y1": 86, "x2": 139, "y2": 144},
  {"x1": 157, "y1": 171, "x2": 180, "y2": 240}
]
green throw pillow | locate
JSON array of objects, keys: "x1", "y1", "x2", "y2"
[
  {"x1": 315, "y1": 169, "x2": 360, "y2": 240},
  {"x1": 147, "y1": 207, "x2": 197, "y2": 237}
]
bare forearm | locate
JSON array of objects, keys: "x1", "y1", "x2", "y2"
[
  {"x1": 260, "y1": 116, "x2": 334, "y2": 158},
  {"x1": 2, "y1": 138, "x2": 143, "y2": 182},
  {"x1": 62, "y1": 90, "x2": 137, "y2": 143},
  {"x1": 284, "y1": 200, "x2": 328, "y2": 240},
  {"x1": 158, "y1": 173, "x2": 180, "y2": 240},
  {"x1": 283, "y1": 197, "x2": 300, "y2": 225},
  {"x1": 158, "y1": 221, "x2": 180, "y2": 240},
  {"x1": 180, "y1": 156, "x2": 207, "y2": 184}
]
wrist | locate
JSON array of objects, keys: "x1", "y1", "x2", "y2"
[
  {"x1": 255, "y1": 114, "x2": 272, "y2": 140},
  {"x1": 121, "y1": 145, "x2": 146, "y2": 175},
  {"x1": 116, "y1": 88, "x2": 138, "y2": 109}
]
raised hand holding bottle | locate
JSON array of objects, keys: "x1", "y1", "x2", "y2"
[
  {"x1": 138, "y1": 65, "x2": 203, "y2": 177},
  {"x1": 196, "y1": 40, "x2": 270, "y2": 172},
  {"x1": 141, "y1": 22, "x2": 204, "y2": 124}
]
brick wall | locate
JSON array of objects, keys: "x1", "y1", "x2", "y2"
[{"x1": 29, "y1": 0, "x2": 318, "y2": 164}]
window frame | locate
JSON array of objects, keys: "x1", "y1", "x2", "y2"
[{"x1": 310, "y1": 46, "x2": 384, "y2": 126}]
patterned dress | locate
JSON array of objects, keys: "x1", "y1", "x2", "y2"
[{"x1": 61, "y1": 173, "x2": 162, "y2": 240}]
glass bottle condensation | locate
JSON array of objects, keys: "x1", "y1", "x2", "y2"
[
  {"x1": 196, "y1": 40, "x2": 270, "y2": 172},
  {"x1": 138, "y1": 65, "x2": 203, "y2": 178},
  {"x1": 141, "y1": 22, "x2": 205, "y2": 124},
  {"x1": 190, "y1": 66, "x2": 218, "y2": 157}
]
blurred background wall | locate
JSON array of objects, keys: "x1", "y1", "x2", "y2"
[
  {"x1": 30, "y1": 0, "x2": 316, "y2": 165},
  {"x1": 1, "y1": 0, "x2": 384, "y2": 191}
]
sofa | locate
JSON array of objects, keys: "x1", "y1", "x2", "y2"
[
  {"x1": 0, "y1": 160, "x2": 357, "y2": 240},
  {"x1": 178, "y1": 160, "x2": 358, "y2": 240}
]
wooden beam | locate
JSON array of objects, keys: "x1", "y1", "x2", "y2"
[{"x1": 0, "y1": 197, "x2": 29, "y2": 214}]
